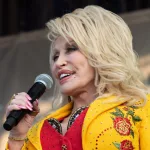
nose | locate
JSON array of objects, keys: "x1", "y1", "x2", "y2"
[{"x1": 55, "y1": 54, "x2": 67, "y2": 68}]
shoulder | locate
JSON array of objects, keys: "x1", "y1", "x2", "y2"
[
  {"x1": 140, "y1": 94, "x2": 150, "y2": 117},
  {"x1": 122, "y1": 94, "x2": 150, "y2": 123},
  {"x1": 133, "y1": 94, "x2": 150, "y2": 113},
  {"x1": 144, "y1": 94, "x2": 150, "y2": 108}
]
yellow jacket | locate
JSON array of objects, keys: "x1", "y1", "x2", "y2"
[{"x1": 6, "y1": 95, "x2": 150, "y2": 150}]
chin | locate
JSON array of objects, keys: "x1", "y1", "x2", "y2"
[{"x1": 60, "y1": 87, "x2": 76, "y2": 96}]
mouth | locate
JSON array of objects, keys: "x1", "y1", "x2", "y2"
[
  {"x1": 57, "y1": 70, "x2": 75, "y2": 84},
  {"x1": 59, "y1": 73, "x2": 73, "y2": 80}
]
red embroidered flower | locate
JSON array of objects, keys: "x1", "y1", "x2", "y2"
[
  {"x1": 120, "y1": 140, "x2": 134, "y2": 150},
  {"x1": 114, "y1": 117, "x2": 131, "y2": 135}
]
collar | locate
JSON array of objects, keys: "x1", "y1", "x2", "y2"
[
  {"x1": 27, "y1": 101, "x2": 73, "y2": 150},
  {"x1": 27, "y1": 95, "x2": 126, "y2": 150}
]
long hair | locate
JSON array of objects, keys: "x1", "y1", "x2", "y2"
[{"x1": 46, "y1": 5, "x2": 148, "y2": 109}]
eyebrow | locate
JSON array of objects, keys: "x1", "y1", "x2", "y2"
[
  {"x1": 70, "y1": 40, "x2": 77, "y2": 44},
  {"x1": 52, "y1": 40, "x2": 77, "y2": 54},
  {"x1": 52, "y1": 48, "x2": 59, "y2": 56},
  {"x1": 67, "y1": 40, "x2": 78, "y2": 47}
]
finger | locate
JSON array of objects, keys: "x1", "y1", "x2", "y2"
[
  {"x1": 17, "y1": 93, "x2": 33, "y2": 109},
  {"x1": 10, "y1": 98, "x2": 33, "y2": 110},
  {"x1": 17, "y1": 92, "x2": 32, "y2": 101},
  {"x1": 29, "y1": 100, "x2": 40, "y2": 117},
  {"x1": 15, "y1": 94, "x2": 30, "y2": 102},
  {"x1": 6, "y1": 104, "x2": 22, "y2": 117},
  {"x1": 7, "y1": 94, "x2": 16, "y2": 106},
  {"x1": 11, "y1": 93, "x2": 33, "y2": 107},
  {"x1": 32, "y1": 100, "x2": 40, "y2": 112},
  {"x1": 7, "y1": 98, "x2": 33, "y2": 115},
  {"x1": 6, "y1": 103, "x2": 33, "y2": 117}
]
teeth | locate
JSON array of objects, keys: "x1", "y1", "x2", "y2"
[{"x1": 60, "y1": 74, "x2": 71, "y2": 79}]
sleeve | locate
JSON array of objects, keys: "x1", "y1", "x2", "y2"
[
  {"x1": 5, "y1": 139, "x2": 34, "y2": 150},
  {"x1": 5, "y1": 143, "x2": 9, "y2": 150},
  {"x1": 5, "y1": 142, "x2": 27, "y2": 150},
  {"x1": 139, "y1": 94, "x2": 150, "y2": 150}
]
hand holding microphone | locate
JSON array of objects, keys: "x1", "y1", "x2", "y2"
[
  {"x1": 5, "y1": 92, "x2": 39, "y2": 140},
  {"x1": 3, "y1": 74, "x2": 53, "y2": 133}
]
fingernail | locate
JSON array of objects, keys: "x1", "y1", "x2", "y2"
[
  {"x1": 18, "y1": 105, "x2": 27, "y2": 109},
  {"x1": 26, "y1": 95, "x2": 32, "y2": 100},
  {"x1": 36, "y1": 99, "x2": 39, "y2": 105},
  {"x1": 26, "y1": 105, "x2": 33, "y2": 111},
  {"x1": 26, "y1": 100, "x2": 33, "y2": 108}
]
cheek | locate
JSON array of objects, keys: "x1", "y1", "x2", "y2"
[
  {"x1": 78, "y1": 62, "x2": 95, "y2": 81},
  {"x1": 51, "y1": 65, "x2": 56, "y2": 77},
  {"x1": 84, "y1": 61, "x2": 95, "y2": 79},
  {"x1": 86, "y1": 67, "x2": 95, "y2": 80}
]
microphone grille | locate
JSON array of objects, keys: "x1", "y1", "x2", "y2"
[{"x1": 34, "y1": 74, "x2": 53, "y2": 89}]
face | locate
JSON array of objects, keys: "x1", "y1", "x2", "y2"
[{"x1": 51, "y1": 36, "x2": 95, "y2": 96}]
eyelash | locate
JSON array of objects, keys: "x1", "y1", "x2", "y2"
[
  {"x1": 52, "y1": 46, "x2": 78, "y2": 62},
  {"x1": 66, "y1": 46, "x2": 78, "y2": 52},
  {"x1": 52, "y1": 55, "x2": 58, "y2": 62}
]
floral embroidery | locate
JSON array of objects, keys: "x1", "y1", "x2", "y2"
[
  {"x1": 113, "y1": 117, "x2": 131, "y2": 135},
  {"x1": 110, "y1": 107, "x2": 142, "y2": 138},
  {"x1": 113, "y1": 140, "x2": 134, "y2": 150}
]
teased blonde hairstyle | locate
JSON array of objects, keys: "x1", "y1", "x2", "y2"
[{"x1": 47, "y1": 5, "x2": 148, "y2": 109}]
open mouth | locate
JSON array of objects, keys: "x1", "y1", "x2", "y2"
[
  {"x1": 57, "y1": 70, "x2": 75, "y2": 83},
  {"x1": 58, "y1": 71, "x2": 76, "y2": 84},
  {"x1": 59, "y1": 73, "x2": 73, "y2": 80}
]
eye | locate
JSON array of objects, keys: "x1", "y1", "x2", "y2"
[
  {"x1": 66, "y1": 45, "x2": 78, "y2": 53},
  {"x1": 52, "y1": 54, "x2": 59, "y2": 62}
]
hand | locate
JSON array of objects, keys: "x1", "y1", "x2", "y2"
[{"x1": 6, "y1": 92, "x2": 40, "y2": 138}]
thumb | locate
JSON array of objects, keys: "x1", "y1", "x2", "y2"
[{"x1": 29, "y1": 100, "x2": 40, "y2": 116}]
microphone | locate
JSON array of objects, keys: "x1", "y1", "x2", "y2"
[{"x1": 3, "y1": 74, "x2": 53, "y2": 131}]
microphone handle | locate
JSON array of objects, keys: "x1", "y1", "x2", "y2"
[{"x1": 3, "y1": 82, "x2": 46, "y2": 131}]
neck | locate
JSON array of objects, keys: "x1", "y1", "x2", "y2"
[{"x1": 71, "y1": 90, "x2": 97, "y2": 113}]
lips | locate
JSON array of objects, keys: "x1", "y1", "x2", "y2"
[
  {"x1": 60, "y1": 73, "x2": 71, "y2": 79},
  {"x1": 57, "y1": 69, "x2": 75, "y2": 80},
  {"x1": 59, "y1": 74, "x2": 73, "y2": 84}
]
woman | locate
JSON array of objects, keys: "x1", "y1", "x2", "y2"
[{"x1": 5, "y1": 5, "x2": 150, "y2": 150}]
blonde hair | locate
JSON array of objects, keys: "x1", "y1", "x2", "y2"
[{"x1": 46, "y1": 5, "x2": 148, "y2": 109}]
